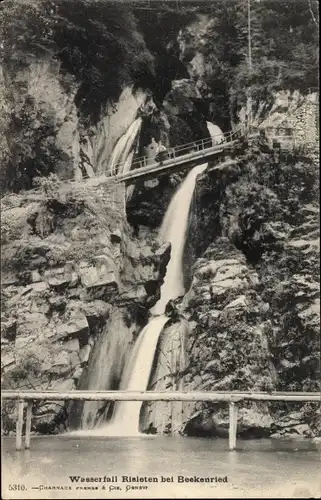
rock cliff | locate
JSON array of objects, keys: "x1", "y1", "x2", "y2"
[
  {"x1": 1, "y1": 177, "x2": 170, "y2": 433},
  {"x1": 1, "y1": 0, "x2": 319, "y2": 441},
  {"x1": 130, "y1": 143, "x2": 320, "y2": 438}
]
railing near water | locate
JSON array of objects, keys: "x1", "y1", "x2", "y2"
[{"x1": 2, "y1": 390, "x2": 319, "y2": 451}]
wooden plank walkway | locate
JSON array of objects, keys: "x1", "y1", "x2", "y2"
[{"x1": 2, "y1": 390, "x2": 319, "y2": 452}]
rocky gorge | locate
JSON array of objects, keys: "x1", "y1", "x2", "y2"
[{"x1": 1, "y1": 0, "x2": 319, "y2": 439}]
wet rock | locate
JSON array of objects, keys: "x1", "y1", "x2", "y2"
[
  {"x1": 70, "y1": 351, "x2": 80, "y2": 368},
  {"x1": 141, "y1": 319, "x2": 190, "y2": 434},
  {"x1": 73, "y1": 366, "x2": 83, "y2": 380}
]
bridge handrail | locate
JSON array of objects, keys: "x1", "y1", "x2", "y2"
[
  {"x1": 110, "y1": 126, "x2": 244, "y2": 175},
  {"x1": 2, "y1": 389, "x2": 320, "y2": 402},
  {"x1": 4, "y1": 389, "x2": 319, "y2": 451}
]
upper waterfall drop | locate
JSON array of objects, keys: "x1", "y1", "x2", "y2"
[
  {"x1": 152, "y1": 162, "x2": 208, "y2": 316},
  {"x1": 109, "y1": 117, "x2": 142, "y2": 175},
  {"x1": 206, "y1": 121, "x2": 225, "y2": 145}
]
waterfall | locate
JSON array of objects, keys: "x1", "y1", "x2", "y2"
[
  {"x1": 152, "y1": 163, "x2": 208, "y2": 315},
  {"x1": 69, "y1": 311, "x2": 136, "y2": 432},
  {"x1": 106, "y1": 315, "x2": 170, "y2": 436},
  {"x1": 109, "y1": 118, "x2": 142, "y2": 175},
  {"x1": 95, "y1": 162, "x2": 208, "y2": 436},
  {"x1": 206, "y1": 121, "x2": 225, "y2": 145}
]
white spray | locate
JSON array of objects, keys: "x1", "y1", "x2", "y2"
[
  {"x1": 206, "y1": 121, "x2": 225, "y2": 145},
  {"x1": 109, "y1": 118, "x2": 142, "y2": 175}
]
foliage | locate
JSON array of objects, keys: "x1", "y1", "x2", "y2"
[
  {"x1": 0, "y1": 83, "x2": 65, "y2": 192},
  {"x1": 5, "y1": 351, "x2": 42, "y2": 386},
  {"x1": 33, "y1": 173, "x2": 62, "y2": 198},
  {"x1": 0, "y1": 0, "x2": 155, "y2": 125},
  {"x1": 155, "y1": 0, "x2": 319, "y2": 120},
  {"x1": 134, "y1": 4, "x2": 196, "y2": 104},
  {"x1": 52, "y1": 1, "x2": 155, "y2": 123}
]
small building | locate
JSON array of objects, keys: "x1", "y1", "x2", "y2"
[
  {"x1": 259, "y1": 114, "x2": 295, "y2": 149},
  {"x1": 258, "y1": 92, "x2": 319, "y2": 151}
]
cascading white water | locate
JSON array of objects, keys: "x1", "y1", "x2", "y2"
[
  {"x1": 97, "y1": 162, "x2": 208, "y2": 436},
  {"x1": 152, "y1": 163, "x2": 208, "y2": 315},
  {"x1": 106, "y1": 315, "x2": 170, "y2": 436},
  {"x1": 109, "y1": 118, "x2": 142, "y2": 175},
  {"x1": 206, "y1": 121, "x2": 225, "y2": 145}
]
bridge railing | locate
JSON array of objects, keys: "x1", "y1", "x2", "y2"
[{"x1": 110, "y1": 127, "x2": 243, "y2": 176}]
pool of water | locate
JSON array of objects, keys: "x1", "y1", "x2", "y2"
[{"x1": 2, "y1": 436, "x2": 320, "y2": 499}]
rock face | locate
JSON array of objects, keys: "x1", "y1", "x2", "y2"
[
  {"x1": 0, "y1": 57, "x2": 154, "y2": 189},
  {"x1": 182, "y1": 148, "x2": 319, "y2": 437},
  {"x1": 1, "y1": 178, "x2": 170, "y2": 434},
  {"x1": 126, "y1": 142, "x2": 319, "y2": 439},
  {"x1": 179, "y1": 238, "x2": 276, "y2": 437},
  {"x1": 141, "y1": 319, "x2": 190, "y2": 435},
  {"x1": 81, "y1": 87, "x2": 156, "y2": 175},
  {"x1": 141, "y1": 238, "x2": 276, "y2": 437}
]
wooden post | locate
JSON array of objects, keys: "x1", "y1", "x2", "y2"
[
  {"x1": 16, "y1": 399, "x2": 24, "y2": 451},
  {"x1": 228, "y1": 402, "x2": 238, "y2": 451},
  {"x1": 25, "y1": 401, "x2": 33, "y2": 449},
  {"x1": 170, "y1": 341, "x2": 175, "y2": 436}
]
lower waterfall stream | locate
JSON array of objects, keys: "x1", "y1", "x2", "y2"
[{"x1": 90, "y1": 162, "x2": 208, "y2": 436}]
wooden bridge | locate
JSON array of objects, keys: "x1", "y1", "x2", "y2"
[
  {"x1": 110, "y1": 128, "x2": 245, "y2": 184},
  {"x1": 2, "y1": 390, "x2": 319, "y2": 452}
]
